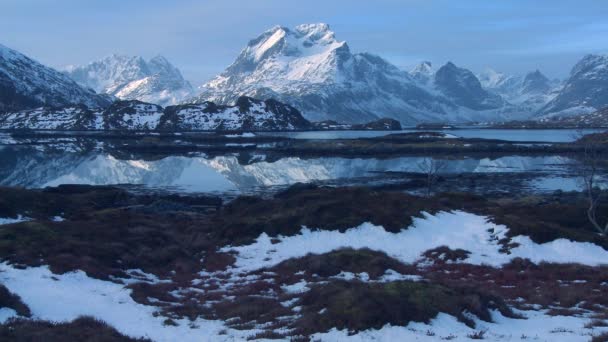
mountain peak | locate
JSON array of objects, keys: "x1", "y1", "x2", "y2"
[
  {"x1": 478, "y1": 68, "x2": 511, "y2": 89},
  {"x1": 570, "y1": 53, "x2": 608, "y2": 78},
  {"x1": 435, "y1": 61, "x2": 505, "y2": 110},
  {"x1": 410, "y1": 61, "x2": 434, "y2": 83},
  {"x1": 522, "y1": 69, "x2": 550, "y2": 94},
  {"x1": 525, "y1": 69, "x2": 547, "y2": 79},
  {"x1": 241, "y1": 23, "x2": 344, "y2": 66},
  {"x1": 411, "y1": 61, "x2": 432, "y2": 72},
  {"x1": 196, "y1": 24, "x2": 514, "y2": 124},
  {"x1": 541, "y1": 53, "x2": 608, "y2": 115},
  {"x1": 293, "y1": 23, "x2": 336, "y2": 43},
  {"x1": 149, "y1": 55, "x2": 170, "y2": 65},
  {"x1": 444, "y1": 61, "x2": 457, "y2": 68},
  {"x1": 64, "y1": 54, "x2": 193, "y2": 106}
]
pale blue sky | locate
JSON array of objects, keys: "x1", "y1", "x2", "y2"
[{"x1": 1, "y1": 0, "x2": 607, "y2": 85}]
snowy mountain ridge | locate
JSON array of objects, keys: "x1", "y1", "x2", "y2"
[
  {"x1": 478, "y1": 68, "x2": 561, "y2": 114},
  {"x1": 194, "y1": 23, "x2": 528, "y2": 125},
  {"x1": 539, "y1": 54, "x2": 608, "y2": 117},
  {"x1": 64, "y1": 54, "x2": 194, "y2": 107}
]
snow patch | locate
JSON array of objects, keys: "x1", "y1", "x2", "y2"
[
  {"x1": 0, "y1": 263, "x2": 263, "y2": 342},
  {"x1": 0, "y1": 215, "x2": 31, "y2": 225},
  {"x1": 222, "y1": 211, "x2": 608, "y2": 273}
]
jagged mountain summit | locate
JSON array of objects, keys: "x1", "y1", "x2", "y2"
[
  {"x1": 0, "y1": 43, "x2": 111, "y2": 113},
  {"x1": 522, "y1": 70, "x2": 552, "y2": 94},
  {"x1": 478, "y1": 68, "x2": 560, "y2": 114},
  {"x1": 64, "y1": 54, "x2": 194, "y2": 107},
  {"x1": 410, "y1": 61, "x2": 434, "y2": 84},
  {"x1": 434, "y1": 62, "x2": 505, "y2": 111},
  {"x1": 540, "y1": 54, "x2": 608, "y2": 117},
  {"x1": 194, "y1": 23, "x2": 518, "y2": 125}
]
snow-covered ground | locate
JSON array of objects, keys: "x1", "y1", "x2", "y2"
[
  {"x1": 0, "y1": 263, "x2": 258, "y2": 342},
  {"x1": 1, "y1": 210, "x2": 607, "y2": 341},
  {"x1": 313, "y1": 310, "x2": 607, "y2": 341},
  {"x1": 223, "y1": 211, "x2": 608, "y2": 272}
]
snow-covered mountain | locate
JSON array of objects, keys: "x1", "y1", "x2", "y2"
[
  {"x1": 193, "y1": 24, "x2": 520, "y2": 125},
  {"x1": 0, "y1": 97, "x2": 311, "y2": 131},
  {"x1": 478, "y1": 68, "x2": 560, "y2": 114},
  {"x1": 64, "y1": 55, "x2": 194, "y2": 107},
  {"x1": 410, "y1": 61, "x2": 434, "y2": 84},
  {"x1": 0, "y1": 43, "x2": 111, "y2": 113},
  {"x1": 540, "y1": 54, "x2": 608, "y2": 117}
]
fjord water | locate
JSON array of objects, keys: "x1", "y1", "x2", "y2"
[
  {"x1": 1, "y1": 128, "x2": 604, "y2": 196},
  {"x1": 262, "y1": 128, "x2": 604, "y2": 142}
]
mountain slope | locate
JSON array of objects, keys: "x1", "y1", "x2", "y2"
[
  {"x1": 0, "y1": 43, "x2": 111, "y2": 113},
  {"x1": 540, "y1": 54, "x2": 608, "y2": 117},
  {"x1": 434, "y1": 62, "x2": 505, "y2": 110},
  {"x1": 194, "y1": 24, "x2": 518, "y2": 125},
  {"x1": 64, "y1": 55, "x2": 194, "y2": 107}
]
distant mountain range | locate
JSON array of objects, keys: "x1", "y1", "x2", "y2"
[
  {"x1": 192, "y1": 23, "x2": 608, "y2": 125},
  {"x1": 2, "y1": 23, "x2": 608, "y2": 126},
  {"x1": 63, "y1": 54, "x2": 194, "y2": 107},
  {"x1": 194, "y1": 24, "x2": 514, "y2": 124}
]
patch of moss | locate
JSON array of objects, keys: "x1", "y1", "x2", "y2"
[
  {"x1": 0, "y1": 285, "x2": 31, "y2": 317},
  {"x1": 272, "y1": 248, "x2": 416, "y2": 279},
  {"x1": 294, "y1": 280, "x2": 518, "y2": 334}
]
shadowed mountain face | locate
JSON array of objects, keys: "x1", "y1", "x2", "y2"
[
  {"x1": 0, "y1": 44, "x2": 111, "y2": 113},
  {"x1": 522, "y1": 70, "x2": 551, "y2": 95},
  {"x1": 434, "y1": 62, "x2": 505, "y2": 111}
]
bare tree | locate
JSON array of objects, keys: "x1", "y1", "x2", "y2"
[
  {"x1": 417, "y1": 156, "x2": 448, "y2": 198},
  {"x1": 574, "y1": 130, "x2": 608, "y2": 236}
]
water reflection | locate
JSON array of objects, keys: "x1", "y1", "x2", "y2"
[
  {"x1": 261, "y1": 129, "x2": 604, "y2": 142},
  {"x1": 0, "y1": 146, "x2": 580, "y2": 194}
]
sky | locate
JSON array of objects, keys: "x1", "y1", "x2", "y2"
[{"x1": 1, "y1": 0, "x2": 607, "y2": 85}]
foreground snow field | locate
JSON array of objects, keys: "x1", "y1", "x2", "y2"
[
  {"x1": 2, "y1": 262, "x2": 606, "y2": 341},
  {"x1": 1, "y1": 210, "x2": 607, "y2": 341},
  {"x1": 223, "y1": 211, "x2": 608, "y2": 272}
]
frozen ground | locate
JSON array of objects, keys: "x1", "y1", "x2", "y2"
[{"x1": 1, "y1": 211, "x2": 607, "y2": 341}]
